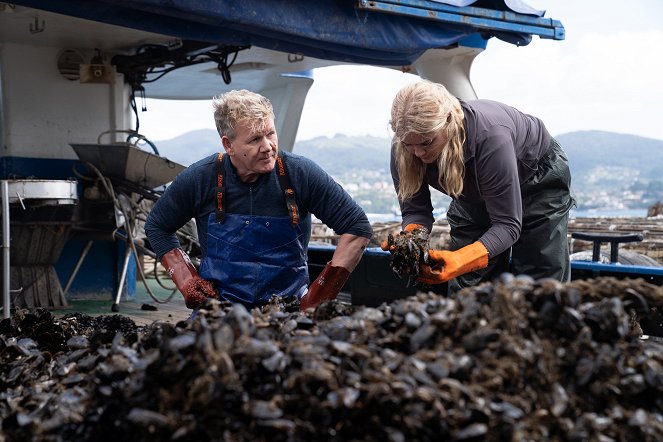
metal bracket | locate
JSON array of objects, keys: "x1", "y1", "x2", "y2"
[
  {"x1": 287, "y1": 53, "x2": 304, "y2": 63},
  {"x1": 29, "y1": 16, "x2": 45, "y2": 34}
]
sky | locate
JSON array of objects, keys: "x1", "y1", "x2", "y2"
[{"x1": 138, "y1": 0, "x2": 663, "y2": 143}]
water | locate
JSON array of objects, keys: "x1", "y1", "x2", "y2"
[
  {"x1": 367, "y1": 208, "x2": 649, "y2": 224},
  {"x1": 570, "y1": 208, "x2": 649, "y2": 218},
  {"x1": 366, "y1": 213, "x2": 401, "y2": 223}
]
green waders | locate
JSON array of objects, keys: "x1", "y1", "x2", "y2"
[{"x1": 446, "y1": 138, "x2": 576, "y2": 293}]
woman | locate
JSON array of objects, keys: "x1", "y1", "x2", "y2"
[{"x1": 387, "y1": 80, "x2": 575, "y2": 292}]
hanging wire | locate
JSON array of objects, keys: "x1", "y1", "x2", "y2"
[
  {"x1": 72, "y1": 152, "x2": 202, "y2": 304},
  {"x1": 77, "y1": 161, "x2": 180, "y2": 304},
  {"x1": 94, "y1": 129, "x2": 160, "y2": 156},
  {"x1": 115, "y1": 43, "x2": 250, "y2": 130},
  {"x1": 126, "y1": 132, "x2": 160, "y2": 156},
  {"x1": 129, "y1": 86, "x2": 146, "y2": 133},
  {"x1": 217, "y1": 49, "x2": 240, "y2": 84}
]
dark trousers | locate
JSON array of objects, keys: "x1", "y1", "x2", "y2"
[{"x1": 447, "y1": 139, "x2": 575, "y2": 293}]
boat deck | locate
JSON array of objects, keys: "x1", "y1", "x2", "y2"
[{"x1": 53, "y1": 274, "x2": 191, "y2": 327}]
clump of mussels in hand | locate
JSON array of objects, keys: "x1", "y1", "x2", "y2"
[{"x1": 385, "y1": 225, "x2": 431, "y2": 284}]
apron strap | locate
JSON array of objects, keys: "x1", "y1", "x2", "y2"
[
  {"x1": 215, "y1": 152, "x2": 225, "y2": 222},
  {"x1": 215, "y1": 153, "x2": 299, "y2": 225},
  {"x1": 276, "y1": 155, "x2": 299, "y2": 226}
]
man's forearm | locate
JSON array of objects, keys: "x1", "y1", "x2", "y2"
[{"x1": 330, "y1": 233, "x2": 370, "y2": 271}]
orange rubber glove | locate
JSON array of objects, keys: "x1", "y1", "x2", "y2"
[
  {"x1": 300, "y1": 262, "x2": 350, "y2": 310},
  {"x1": 380, "y1": 223, "x2": 425, "y2": 251},
  {"x1": 418, "y1": 241, "x2": 489, "y2": 285},
  {"x1": 161, "y1": 248, "x2": 217, "y2": 309}
]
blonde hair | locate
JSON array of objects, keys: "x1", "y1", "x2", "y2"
[
  {"x1": 212, "y1": 89, "x2": 275, "y2": 139},
  {"x1": 390, "y1": 80, "x2": 466, "y2": 200}
]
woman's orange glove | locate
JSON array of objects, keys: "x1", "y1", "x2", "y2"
[{"x1": 418, "y1": 241, "x2": 489, "y2": 285}]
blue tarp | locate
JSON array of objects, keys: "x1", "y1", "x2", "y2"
[{"x1": 12, "y1": 0, "x2": 563, "y2": 65}]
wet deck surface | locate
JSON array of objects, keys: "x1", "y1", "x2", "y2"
[{"x1": 54, "y1": 276, "x2": 191, "y2": 327}]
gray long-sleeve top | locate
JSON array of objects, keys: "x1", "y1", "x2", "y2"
[
  {"x1": 391, "y1": 99, "x2": 552, "y2": 257},
  {"x1": 146, "y1": 150, "x2": 372, "y2": 260}
]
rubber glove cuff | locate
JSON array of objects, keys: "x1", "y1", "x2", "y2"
[
  {"x1": 300, "y1": 262, "x2": 350, "y2": 310},
  {"x1": 161, "y1": 248, "x2": 216, "y2": 309},
  {"x1": 418, "y1": 241, "x2": 489, "y2": 285}
]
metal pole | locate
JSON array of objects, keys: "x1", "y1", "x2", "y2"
[
  {"x1": 2, "y1": 53, "x2": 12, "y2": 319},
  {"x1": 2, "y1": 180, "x2": 10, "y2": 319},
  {"x1": 111, "y1": 246, "x2": 132, "y2": 312},
  {"x1": 0, "y1": 46, "x2": 6, "y2": 153},
  {"x1": 62, "y1": 239, "x2": 94, "y2": 297}
]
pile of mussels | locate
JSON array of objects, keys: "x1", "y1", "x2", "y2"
[{"x1": 1, "y1": 276, "x2": 663, "y2": 441}]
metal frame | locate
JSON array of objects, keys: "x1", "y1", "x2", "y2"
[
  {"x1": 571, "y1": 261, "x2": 663, "y2": 278},
  {"x1": 356, "y1": 0, "x2": 565, "y2": 40}
]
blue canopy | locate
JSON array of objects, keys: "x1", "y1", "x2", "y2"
[{"x1": 12, "y1": 0, "x2": 563, "y2": 66}]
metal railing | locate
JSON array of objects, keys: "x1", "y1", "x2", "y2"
[{"x1": 2, "y1": 181, "x2": 10, "y2": 319}]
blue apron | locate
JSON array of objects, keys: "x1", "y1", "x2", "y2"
[{"x1": 198, "y1": 153, "x2": 309, "y2": 309}]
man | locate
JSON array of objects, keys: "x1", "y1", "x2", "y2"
[{"x1": 145, "y1": 89, "x2": 372, "y2": 310}]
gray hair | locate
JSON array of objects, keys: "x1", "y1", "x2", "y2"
[{"x1": 212, "y1": 89, "x2": 275, "y2": 139}]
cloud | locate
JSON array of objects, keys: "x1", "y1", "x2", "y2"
[
  {"x1": 296, "y1": 65, "x2": 419, "y2": 141},
  {"x1": 138, "y1": 99, "x2": 216, "y2": 141},
  {"x1": 472, "y1": 29, "x2": 663, "y2": 139}
]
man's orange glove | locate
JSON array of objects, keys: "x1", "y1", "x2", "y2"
[
  {"x1": 418, "y1": 241, "x2": 489, "y2": 285},
  {"x1": 300, "y1": 262, "x2": 350, "y2": 310},
  {"x1": 380, "y1": 223, "x2": 425, "y2": 252},
  {"x1": 161, "y1": 248, "x2": 217, "y2": 309}
]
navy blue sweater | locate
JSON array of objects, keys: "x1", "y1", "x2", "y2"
[{"x1": 145, "y1": 150, "x2": 372, "y2": 260}]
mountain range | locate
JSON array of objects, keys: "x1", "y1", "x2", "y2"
[{"x1": 153, "y1": 130, "x2": 663, "y2": 212}]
